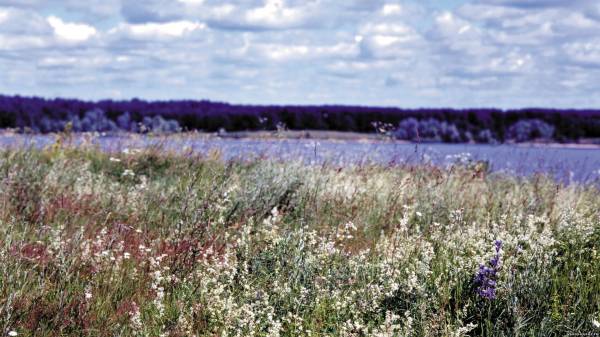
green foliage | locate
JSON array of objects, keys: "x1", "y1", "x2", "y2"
[{"x1": 0, "y1": 146, "x2": 598, "y2": 336}]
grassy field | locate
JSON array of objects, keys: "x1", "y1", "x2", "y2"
[{"x1": 0, "y1": 140, "x2": 598, "y2": 336}]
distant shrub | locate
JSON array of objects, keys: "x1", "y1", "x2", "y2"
[
  {"x1": 440, "y1": 123, "x2": 462, "y2": 143},
  {"x1": 463, "y1": 131, "x2": 474, "y2": 143},
  {"x1": 141, "y1": 115, "x2": 181, "y2": 134},
  {"x1": 393, "y1": 118, "x2": 419, "y2": 140},
  {"x1": 393, "y1": 118, "x2": 462, "y2": 142},
  {"x1": 38, "y1": 117, "x2": 67, "y2": 133},
  {"x1": 419, "y1": 119, "x2": 442, "y2": 140},
  {"x1": 477, "y1": 129, "x2": 498, "y2": 144},
  {"x1": 507, "y1": 119, "x2": 555, "y2": 142},
  {"x1": 25, "y1": 108, "x2": 181, "y2": 134},
  {"x1": 116, "y1": 111, "x2": 134, "y2": 131},
  {"x1": 70, "y1": 109, "x2": 118, "y2": 132}
]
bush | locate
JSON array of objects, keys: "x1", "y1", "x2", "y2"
[
  {"x1": 393, "y1": 118, "x2": 462, "y2": 142},
  {"x1": 25, "y1": 108, "x2": 181, "y2": 134},
  {"x1": 393, "y1": 118, "x2": 419, "y2": 140},
  {"x1": 507, "y1": 119, "x2": 555, "y2": 142},
  {"x1": 141, "y1": 115, "x2": 181, "y2": 134},
  {"x1": 70, "y1": 109, "x2": 118, "y2": 132},
  {"x1": 477, "y1": 129, "x2": 498, "y2": 144}
]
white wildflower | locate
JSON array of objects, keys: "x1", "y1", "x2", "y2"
[
  {"x1": 84, "y1": 285, "x2": 93, "y2": 300},
  {"x1": 129, "y1": 302, "x2": 143, "y2": 330}
]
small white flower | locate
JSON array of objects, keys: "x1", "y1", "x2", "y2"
[
  {"x1": 8, "y1": 331, "x2": 18, "y2": 336},
  {"x1": 122, "y1": 169, "x2": 135, "y2": 177},
  {"x1": 592, "y1": 318, "x2": 600, "y2": 328},
  {"x1": 109, "y1": 157, "x2": 121, "y2": 162},
  {"x1": 416, "y1": 211, "x2": 423, "y2": 217},
  {"x1": 85, "y1": 292, "x2": 92, "y2": 300}
]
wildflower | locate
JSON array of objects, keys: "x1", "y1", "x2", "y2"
[
  {"x1": 122, "y1": 169, "x2": 135, "y2": 177},
  {"x1": 8, "y1": 331, "x2": 18, "y2": 336},
  {"x1": 592, "y1": 319, "x2": 600, "y2": 328},
  {"x1": 129, "y1": 302, "x2": 143, "y2": 330},
  {"x1": 453, "y1": 323, "x2": 477, "y2": 337},
  {"x1": 344, "y1": 221, "x2": 357, "y2": 231},
  {"x1": 109, "y1": 157, "x2": 121, "y2": 162},
  {"x1": 474, "y1": 240, "x2": 502, "y2": 300}
]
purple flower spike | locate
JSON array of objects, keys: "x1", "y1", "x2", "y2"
[
  {"x1": 494, "y1": 239, "x2": 503, "y2": 252},
  {"x1": 474, "y1": 240, "x2": 503, "y2": 300}
]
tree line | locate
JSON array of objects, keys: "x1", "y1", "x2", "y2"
[{"x1": 1, "y1": 94, "x2": 599, "y2": 143}]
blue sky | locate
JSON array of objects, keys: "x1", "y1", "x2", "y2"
[{"x1": 1, "y1": 0, "x2": 599, "y2": 108}]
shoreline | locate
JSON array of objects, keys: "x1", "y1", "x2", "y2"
[{"x1": 1, "y1": 129, "x2": 599, "y2": 149}]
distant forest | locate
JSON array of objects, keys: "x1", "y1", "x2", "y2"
[{"x1": 1, "y1": 94, "x2": 599, "y2": 143}]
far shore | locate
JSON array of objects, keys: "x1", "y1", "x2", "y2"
[{"x1": 210, "y1": 130, "x2": 600, "y2": 149}]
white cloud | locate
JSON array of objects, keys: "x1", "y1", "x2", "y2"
[
  {"x1": 245, "y1": 0, "x2": 305, "y2": 27},
  {"x1": 381, "y1": 3, "x2": 403, "y2": 16},
  {"x1": 177, "y1": 0, "x2": 205, "y2": 5},
  {"x1": 0, "y1": 8, "x2": 52, "y2": 50},
  {"x1": 38, "y1": 55, "x2": 111, "y2": 68},
  {"x1": 480, "y1": 0, "x2": 580, "y2": 8},
  {"x1": 47, "y1": 16, "x2": 97, "y2": 42},
  {"x1": 202, "y1": 0, "x2": 322, "y2": 30},
  {"x1": 0, "y1": 35, "x2": 47, "y2": 50},
  {"x1": 358, "y1": 20, "x2": 423, "y2": 60},
  {"x1": 430, "y1": 11, "x2": 492, "y2": 57},
  {"x1": 111, "y1": 20, "x2": 205, "y2": 40},
  {"x1": 0, "y1": 7, "x2": 51, "y2": 35},
  {"x1": 0, "y1": 9, "x2": 8, "y2": 23},
  {"x1": 258, "y1": 42, "x2": 358, "y2": 61},
  {"x1": 563, "y1": 39, "x2": 600, "y2": 66}
]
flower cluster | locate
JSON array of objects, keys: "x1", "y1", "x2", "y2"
[{"x1": 474, "y1": 240, "x2": 503, "y2": 300}]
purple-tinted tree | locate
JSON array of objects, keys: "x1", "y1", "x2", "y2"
[{"x1": 507, "y1": 119, "x2": 555, "y2": 142}]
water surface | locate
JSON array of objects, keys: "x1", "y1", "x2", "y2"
[{"x1": 1, "y1": 134, "x2": 598, "y2": 184}]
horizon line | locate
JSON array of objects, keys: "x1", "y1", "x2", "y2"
[{"x1": 3, "y1": 93, "x2": 600, "y2": 112}]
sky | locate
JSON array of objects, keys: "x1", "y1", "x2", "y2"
[{"x1": 1, "y1": 0, "x2": 600, "y2": 108}]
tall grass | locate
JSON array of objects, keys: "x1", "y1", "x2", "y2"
[{"x1": 0, "y1": 142, "x2": 598, "y2": 336}]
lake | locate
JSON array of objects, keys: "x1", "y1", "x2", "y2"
[{"x1": 1, "y1": 133, "x2": 598, "y2": 184}]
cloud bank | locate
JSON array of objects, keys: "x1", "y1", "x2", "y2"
[{"x1": 0, "y1": 0, "x2": 599, "y2": 107}]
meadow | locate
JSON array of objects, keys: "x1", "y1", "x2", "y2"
[{"x1": 0, "y1": 138, "x2": 599, "y2": 336}]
